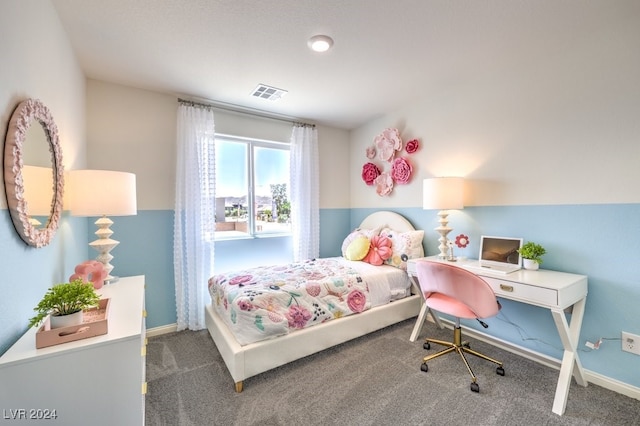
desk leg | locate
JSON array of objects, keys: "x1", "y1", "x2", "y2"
[
  {"x1": 409, "y1": 304, "x2": 444, "y2": 342},
  {"x1": 550, "y1": 297, "x2": 588, "y2": 415},
  {"x1": 409, "y1": 276, "x2": 443, "y2": 342},
  {"x1": 410, "y1": 303, "x2": 428, "y2": 342}
]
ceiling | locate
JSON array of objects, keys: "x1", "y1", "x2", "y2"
[{"x1": 51, "y1": 0, "x2": 632, "y2": 130}]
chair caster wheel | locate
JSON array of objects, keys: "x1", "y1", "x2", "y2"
[
  {"x1": 420, "y1": 363, "x2": 429, "y2": 372},
  {"x1": 423, "y1": 342, "x2": 431, "y2": 350},
  {"x1": 470, "y1": 382, "x2": 480, "y2": 393},
  {"x1": 496, "y1": 366, "x2": 505, "y2": 376}
]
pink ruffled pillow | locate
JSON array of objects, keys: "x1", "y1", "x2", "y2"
[{"x1": 363, "y1": 235, "x2": 393, "y2": 266}]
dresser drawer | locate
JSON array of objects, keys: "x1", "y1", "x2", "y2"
[{"x1": 483, "y1": 277, "x2": 558, "y2": 307}]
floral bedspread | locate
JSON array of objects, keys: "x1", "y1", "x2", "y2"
[{"x1": 208, "y1": 258, "x2": 372, "y2": 345}]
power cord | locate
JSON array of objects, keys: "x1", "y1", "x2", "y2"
[
  {"x1": 495, "y1": 310, "x2": 565, "y2": 353},
  {"x1": 584, "y1": 337, "x2": 621, "y2": 351},
  {"x1": 496, "y1": 310, "x2": 620, "y2": 353}
]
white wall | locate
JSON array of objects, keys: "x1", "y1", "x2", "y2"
[
  {"x1": 86, "y1": 81, "x2": 176, "y2": 210},
  {"x1": 87, "y1": 79, "x2": 351, "y2": 211},
  {"x1": 350, "y1": 7, "x2": 640, "y2": 208}
]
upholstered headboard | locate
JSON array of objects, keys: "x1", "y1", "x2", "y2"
[{"x1": 359, "y1": 211, "x2": 416, "y2": 232}]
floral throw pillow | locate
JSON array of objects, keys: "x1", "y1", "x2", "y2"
[
  {"x1": 379, "y1": 228, "x2": 425, "y2": 269},
  {"x1": 341, "y1": 227, "x2": 381, "y2": 258},
  {"x1": 363, "y1": 235, "x2": 393, "y2": 266}
]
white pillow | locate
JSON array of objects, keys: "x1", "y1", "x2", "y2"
[{"x1": 379, "y1": 228, "x2": 425, "y2": 269}]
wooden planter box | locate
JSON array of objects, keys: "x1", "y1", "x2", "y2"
[{"x1": 35, "y1": 298, "x2": 111, "y2": 349}]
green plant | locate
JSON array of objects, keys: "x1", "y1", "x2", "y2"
[
  {"x1": 28, "y1": 278, "x2": 101, "y2": 328},
  {"x1": 517, "y1": 241, "x2": 547, "y2": 264}
]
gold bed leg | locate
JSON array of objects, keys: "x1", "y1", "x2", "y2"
[{"x1": 234, "y1": 381, "x2": 244, "y2": 393}]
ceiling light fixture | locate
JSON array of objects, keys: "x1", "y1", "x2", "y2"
[{"x1": 308, "y1": 35, "x2": 334, "y2": 53}]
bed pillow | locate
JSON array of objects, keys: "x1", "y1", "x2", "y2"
[
  {"x1": 379, "y1": 228, "x2": 425, "y2": 269},
  {"x1": 362, "y1": 235, "x2": 393, "y2": 266},
  {"x1": 345, "y1": 236, "x2": 371, "y2": 261},
  {"x1": 341, "y1": 227, "x2": 381, "y2": 258}
]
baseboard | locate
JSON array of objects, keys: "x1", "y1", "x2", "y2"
[
  {"x1": 146, "y1": 323, "x2": 178, "y2": 337},
  {"x1": 434, "y1": 318, "x2": 640, "y2": 401}
]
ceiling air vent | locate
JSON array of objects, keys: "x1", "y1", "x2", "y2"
[{"x1": 251, "y1": 84, "x2": 287, "y2": 101}]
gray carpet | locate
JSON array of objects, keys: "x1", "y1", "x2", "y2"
[{"x1": 145, "y1": 319, "x2": 640, "y2": 425}]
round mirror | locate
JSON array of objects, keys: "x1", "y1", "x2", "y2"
[{"x1": 4, "y1": 99, "x2": 64, "y2": 248}]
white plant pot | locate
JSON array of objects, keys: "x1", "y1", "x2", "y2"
[
  {"x1": 50, "y1": 310, "x2": 84, "y2": 329},
  {"x1": 523, "y1": 259, "x2": 539, "y2": 270}
]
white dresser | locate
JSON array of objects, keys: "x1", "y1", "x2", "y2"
[{"x1": 0, "y1": 275, "x2": 146, "y2": 425}]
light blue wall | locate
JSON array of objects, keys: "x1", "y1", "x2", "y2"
[
  {"x1": 0, "y1": 213, "x2": 87, "y2": 355},
  {"x1": 108, "y1": 211, "x2": 176, "y2": 329},
  {"x1": 351, "y1": 205, "x2": 640, "y2": 388}
]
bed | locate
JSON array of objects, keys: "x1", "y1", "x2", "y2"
[{"x1": 204, "y1": 211, "x2": 424, "y2": 392}]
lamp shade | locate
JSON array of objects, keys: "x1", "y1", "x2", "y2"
[
  {"x1": 22, "y1": 165, "x2": 55, "y2": 216},
  {"x1": 423, "y1": 177, "x2": 464, "y2": 210},
  {"x1": 67, "y1": 170, "x2": 137, "y2": 217}
]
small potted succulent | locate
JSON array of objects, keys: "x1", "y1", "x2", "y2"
[
  {"x1": 29, "y1": 278, "x2": 101, "y2": 329},
  {"x1": 517, "y1": 241, "x2": 547, "y2": 270}
]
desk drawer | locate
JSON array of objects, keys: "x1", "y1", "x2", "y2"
[{"x1": 483, "y1": 277, "x2": 558, "y2": 307}]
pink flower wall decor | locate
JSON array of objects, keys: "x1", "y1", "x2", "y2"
[
  {"x1": 361, "y1": 129, "x2": 421, "y2": 196},
  {"x1": 374, "y1": 172, "x2": 394, "y2": 197},
  {"x1": 374, "y1": 128, "x2": 402, "y2": 162},
  {"x1": 363, "y1": 235, "x2": 393, "y2": 266},
  {"x1": 366, "y1": 145, "x2": 376, "y2": 159},
  {"x1": 361, "y1": 162, "x2": 380, "y2": 186},
  {"x1": 405, "y1": 139, "x2": 419, "y2": 154},
  {"x1": 391, "y1": 157, "x2": 413, "y2": 184},
  {"x1": 455, "y1": 234, "x2": 469, "y2": 249}
]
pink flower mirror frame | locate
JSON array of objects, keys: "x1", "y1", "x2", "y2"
[{"x1": 4, "y1": 99, "x2": 64, "y2": 248}]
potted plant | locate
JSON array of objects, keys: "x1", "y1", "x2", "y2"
[
  {"x1": 517, "y1": 241, "x2": 547, "y2": 270},
  {"x1": 29, "y1": 278, "x2": 101, "y2": 329}
]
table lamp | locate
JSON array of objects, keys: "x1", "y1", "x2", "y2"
[
  {"x1": 423, "y1": 177, "x2": 464, "y2": 260},
  {"x1": 67, "y1": 169, "x2": 137, "y2": 283}
]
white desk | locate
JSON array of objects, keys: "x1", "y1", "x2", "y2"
[{"x1": 407, "y1": 257, "x2": 588, "y2": 416}]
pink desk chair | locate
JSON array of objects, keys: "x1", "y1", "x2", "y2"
[{"x1": 415, "y1": 260, "x2": 505, "y2": 392}]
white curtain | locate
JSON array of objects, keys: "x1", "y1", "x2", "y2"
[
  {"x1": 174, "y1": 103, "x2": 216, "y2": 331},
  {"x1": 290, "y1": 124, "x2": 320, "y2": 261}
]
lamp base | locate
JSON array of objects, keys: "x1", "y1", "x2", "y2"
[
  {"x1": 89, "y1": 216, "x2": 120, "y2": 282},
  {"x1": 435, "y1": 210, "x2": 452, "y2": 259}
]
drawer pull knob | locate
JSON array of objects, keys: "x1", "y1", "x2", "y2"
[{"x1": 500, "y1": 284, "x2": 514, "y2": 292}]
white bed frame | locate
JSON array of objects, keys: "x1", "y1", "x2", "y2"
[{"x1": 204, "y1": 211, "x2": 423, "y2": 392}]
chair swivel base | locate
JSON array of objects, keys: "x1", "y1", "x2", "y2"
[{"x1": 420, "y1": 326, "x2": 505, "y2": 393}]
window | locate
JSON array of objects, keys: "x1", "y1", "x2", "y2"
[{"x1": 214, "y1": 134, "x2": 290, "y2": 239}]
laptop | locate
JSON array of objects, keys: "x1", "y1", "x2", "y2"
[{"x1": 462, "y1": 236, "x2": 523, "y2": 275}]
